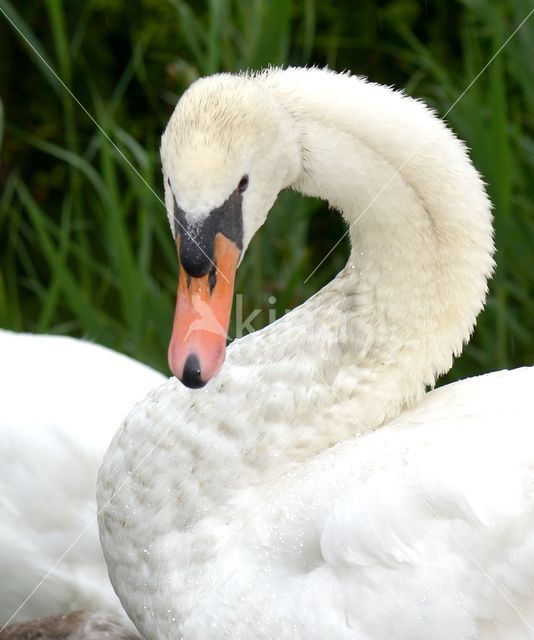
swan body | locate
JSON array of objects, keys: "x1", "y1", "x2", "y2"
[
  {"x1": 0, "y1": 331, "x2": 165, "y2": 625},
  {"x1": 97, "y1": 67, "x2": 534, "y2": 639}
]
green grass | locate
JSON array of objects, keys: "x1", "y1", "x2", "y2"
[{"x1": 0, "y1": 0, "x2": 532, "y2": 379}]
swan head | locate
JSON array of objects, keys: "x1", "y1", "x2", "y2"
[{"x1": 161, "y1": 73, "x2": 300, "y2": 388}]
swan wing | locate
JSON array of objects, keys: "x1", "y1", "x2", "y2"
[
  {"x1": 311, "y1": 367, "x2": 534, "y2": 639},
  {"x1": 199, "y1": 368, "x2": 534, "y2": 639},
  {"x1": 0, "y1": 331, "x2": 165, "y2": 623}
]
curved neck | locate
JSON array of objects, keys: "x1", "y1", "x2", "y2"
[
  {"x1": 258, "y1": 70, "x2": 493, "y2": 420},
  {"x1": 159, "y1": 70, "x2": 495, "y2": 495}
]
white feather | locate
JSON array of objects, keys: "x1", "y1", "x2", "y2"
[
  {"x1": 98, "y1": 67, "x2": 534, "y2": 639},
  {"x1": 0, "y1": 330, "x2": 165, "y2": 624}
]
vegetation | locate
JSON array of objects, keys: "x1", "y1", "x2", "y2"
[{"x1": 0, "y1": 0, "x2": 532, "y2": 381}]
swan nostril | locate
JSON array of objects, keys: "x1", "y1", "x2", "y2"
[
  {"x1": 182, "y1": 353, "x2": 206, "y2": 389},
  {"x1": 208, "y1": 266, "x2": 217, "y2": 294}
]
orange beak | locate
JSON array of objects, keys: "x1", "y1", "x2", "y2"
[{"x1": 168, "y1": 232, "x2": 240, "y2": 388}]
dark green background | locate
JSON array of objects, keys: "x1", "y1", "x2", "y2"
[{"x1": 0, "y1": 0, "x2": 532, "y2": 382}]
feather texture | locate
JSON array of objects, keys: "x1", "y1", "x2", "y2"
[
  {"x1": 0, "y1": 331, "x2": 164, "y2": 624},
  {"x1": 97, "y1": 67, "x2": 534, "y2": 639}
]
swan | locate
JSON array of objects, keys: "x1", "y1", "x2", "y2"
[
  {"x1": 0, "y1": 330, "x2": 164, "y2": 626},
  {"x1": 97, "y1": 67, "x2": 534, "y2": 639}
]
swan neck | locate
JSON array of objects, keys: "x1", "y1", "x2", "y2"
[{"x1": 256, "y1": 70, "x2": 494, "y2": 427}]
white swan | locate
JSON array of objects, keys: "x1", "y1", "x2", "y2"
[
  {"x1": 97, "y1": 67, "x2": 534, "y2": 639},
  {"x1": 0, "y1": 330, "x2": 164, "y2": 626}
]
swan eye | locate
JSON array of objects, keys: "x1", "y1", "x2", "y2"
[{"x1": 238, "y1": 175, "x2": 249, "y2": 193}]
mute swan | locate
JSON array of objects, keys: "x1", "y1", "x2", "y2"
[
  {"x1": 0, "y1": 330, "x2": 164, "y2": 625},
  {"x1": 97, "y1": 67, "x2": 534, "y2": 639}
]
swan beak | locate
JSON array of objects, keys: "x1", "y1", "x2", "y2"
[{"x1": 168, "y1": 232, "x2": 240, "y2": 388}]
